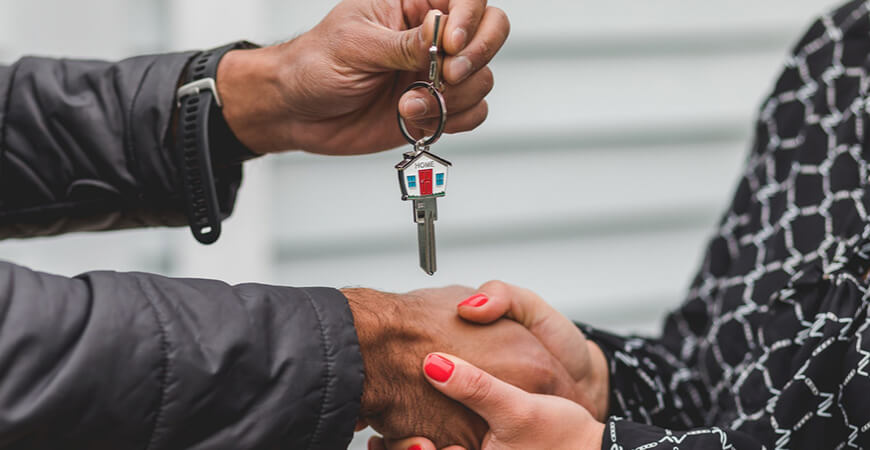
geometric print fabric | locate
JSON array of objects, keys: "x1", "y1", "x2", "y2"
[{"x1": 584, "y1": 1, "x2": 870, "y2": 448}]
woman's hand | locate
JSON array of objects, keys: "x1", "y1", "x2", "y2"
[
  {"x1": 457, "y1": 281, "x2": 610, "y2": 421},
  {"x1": 217, "y1": 0, "x2": 510, "y2": 156},
  {"x1": 370, "y1": 352, "x2": 606, "y2": 450}
]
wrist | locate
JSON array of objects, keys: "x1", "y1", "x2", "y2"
[
  {"x1": 217, "y1": 45, "x2": 297, "y2": 153},
  {"x1": 581, "y1": 419, "x2": 606, "y2": 450},
  {"x1": 343, "y1": 288, "x2": 418, "y2": 417},
  {"x1": 585, "y1": 340, "x2": 610, "y2": 421}
]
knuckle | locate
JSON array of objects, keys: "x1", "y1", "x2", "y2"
[
  {"x1": 510, "y1": 401, "x2": 536, "y2": 425},
  {"x1": 489, "y1": 7, "x2": 511, "y2": 38},
  {"x1": 479, "y1": 68, "x2": 495, "y2": 95},
  {"x1": 476, "y1": 101, "x2": 490, "y2": 123},
  {"x1": 480, "y1": 279, "x2": 508, "y2": 298},
  {"x1": 460, "y1": 369, "x2": 494, "y2": 405},
  {"x1": 401, "y1": 32, "x2": 424, "y2": 69}
]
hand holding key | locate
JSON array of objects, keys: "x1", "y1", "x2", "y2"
[{"x1": 215, "y1": 0, "x2": 510, "y2": 156}]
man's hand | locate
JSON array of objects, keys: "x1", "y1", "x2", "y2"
[
  {"x1": 216, "y1": 0, "x2": 510, "y2": 155},
  {"x1": 342, "y1": 286, "x2": 582, "y2": 449}
]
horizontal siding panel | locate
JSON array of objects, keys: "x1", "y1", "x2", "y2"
[
  {"x1": 485, "y1": 51, "x2": 786, "y2": 135},
  {"x1": 273, "y1": 227, "x2": 709, "y2": 330},
  {"x1": 0, "y1": 229, "x2": 176, "y2": 276},
  {"x1": 496, "y1": 0, "x2": 842, "y2": 40},
  {"x1": 272, "y1": 141, "x2": 746, "y2": 246}
]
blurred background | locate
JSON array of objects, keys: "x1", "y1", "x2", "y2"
[{"x1": 0, "y1": 0, "x2": 844, "y2": 447}]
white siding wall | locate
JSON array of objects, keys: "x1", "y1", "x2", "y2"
[{"x1": 0, "y1": 1, "x2": 846, "y2": 448}]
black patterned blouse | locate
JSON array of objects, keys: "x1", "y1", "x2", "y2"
[{"x1": 584, "y1": 2, "x2": 870, "y2": 448}]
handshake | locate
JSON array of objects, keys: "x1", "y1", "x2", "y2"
[{"x1": 344, "y1": 282, "x2": 610, "y2": 450}]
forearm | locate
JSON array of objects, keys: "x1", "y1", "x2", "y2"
[
  {"x1": 0, "y1": 52, "x2": 243, "y2": 239},
  {"x1": 0, "y1": 260, "x2": 362, "y2": 449}
]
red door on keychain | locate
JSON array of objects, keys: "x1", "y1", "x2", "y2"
[{"x1": 419, "y1": 169, "x2": 433, "y2": 196}]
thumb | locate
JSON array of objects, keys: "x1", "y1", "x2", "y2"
[
  {"x1": 422, "y1": 352, "x2": 532, "y2": 425},
  {"x1": 369, "y1": 9, "x2": 446, "y2": 72}
]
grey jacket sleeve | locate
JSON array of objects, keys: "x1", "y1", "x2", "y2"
[
  {"x1": 0, "y1": 260, "x2": 363, "y2": 450},
  {"x1": 0, "y1": 52, "x2": 242, "y2": 239}
]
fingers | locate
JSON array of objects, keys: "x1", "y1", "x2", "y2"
[
  {"x1": 373, "y1": 436, "x2": 438, "y2": 450},
  {"x1": 440, "y1": 0, "x2": 487, "y2": 54},
  {"x1": 422, "y1": 352, "x2": 531, "y2": 425},
  {"x1": 400, "y1": 66, "x2": 494, "y2": 121},
  {"x1": 406, "y1": 99, "x2": 488, "y2": 136},
  {"x1": 373, "y1": 435, "x2": 465, "y2": 450},
  {"x1": 443, "y1": 6, "x2": 509, "y2": 84},
  {"x1": 458, "y1": 281, "x2": 589, "y2": 380}
]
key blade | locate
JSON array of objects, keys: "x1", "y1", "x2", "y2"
[
  {"x1": 417, "y1": 219, "x2": 436, "y2": 275},
  {"x1": 413, "y1": 198, "x2": 438, "y2": 275}
]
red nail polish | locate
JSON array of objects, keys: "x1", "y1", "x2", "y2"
[
  {"x1": 458, "y1": 293, "x2": 488, "y2": 308},
  {"x1": 424, "y1": 354, "x2": 455, "y2": 382},
  {"x1": 408, "y1": 446, "x2": 423, "y2": 450}
]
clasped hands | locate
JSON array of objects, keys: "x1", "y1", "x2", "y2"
[{"x1": 343, "y1": 282, "x2": 610, "y2": 450}]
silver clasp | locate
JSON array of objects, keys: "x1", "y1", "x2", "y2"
[
  {"x1": 428, "y1": 13, "x2": 443, "y2": 91},
  {"x1": 176, "y1": 78, "x2": 222, "y2": 108}
]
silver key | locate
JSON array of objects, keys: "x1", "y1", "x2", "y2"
[
  {"x1": 395, "y1": 149, "x2": 452, "y2": 275},
  {"x1": 414, "y1": 197, "x2": 438, "y2": 275},
  {"x1": 394, "y1": 12, "x2": 452, "y2": 275}
]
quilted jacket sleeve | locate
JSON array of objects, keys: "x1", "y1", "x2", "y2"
[
  {"x1": 0, "y1": 53, "x2": 243, "y2": 239},
  {"x1": 0, "y1": 260, "x2": 363, "y2": 450}
]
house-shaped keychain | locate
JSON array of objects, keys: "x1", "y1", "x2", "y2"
[{"x1": 395, "y1": 151, "x2": 452, "y2": 201}]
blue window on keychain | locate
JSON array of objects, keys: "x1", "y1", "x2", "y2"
[
  {"x1": 407, "y1": 175, "x2": 417, "y2": 188},
  {"x1": 436, "y1": 173, "x2": 445, "y2": 186}
]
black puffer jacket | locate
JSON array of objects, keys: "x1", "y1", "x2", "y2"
[{"x1": 0, "y1": 51, "x2": 363, "y2": 449}]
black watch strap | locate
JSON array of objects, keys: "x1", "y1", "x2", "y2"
[{"x1": 175, "y1": 41, "x2": 258, "y2": 245}]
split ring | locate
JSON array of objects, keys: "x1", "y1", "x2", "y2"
[{"x1": 397, "y1": 81, "x2": 447, "y2": 147}]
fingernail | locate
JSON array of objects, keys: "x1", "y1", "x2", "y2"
[
  {"x1": 458, "y1": 293, "x2": 488, "y2": 308},
  {"x1": 452, "y1": 28, "x2": 468, "y2": 50},
  {"x1": 424, "y1": 354, "x2": 455, "y2": 383},
  {"x1": 408, "y1": 446, "x2": 422, "y2": 450},
  {"x1": 451, "y1": 56, "x2": 473, "y2": 82},
  {"x1": 404, "y1": 98, "x2": 428, "y2": 119}
]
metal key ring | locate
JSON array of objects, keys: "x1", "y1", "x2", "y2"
[{"x1": 397, "y1": 81, "x2": 447, "y2": 147}]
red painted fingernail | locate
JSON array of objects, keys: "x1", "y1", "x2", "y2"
[
  {"x1": 424, "y1": 354, "x2": 455, "y2": 383},
  {"x1": 458, "y1": 293, "x2": 488, "y2": 308},
  {"x1": 408, "y1": 446, "x2": 422, "y2": 450}
]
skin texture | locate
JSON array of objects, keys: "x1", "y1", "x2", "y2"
[
  {"x1": 342, "y1": 286, "x2": 587, "y2": 449},
  {"x1": 372, "y1": 281, "x2": 611, "y2": 450},
  {"x1": 215, "y1": 0, "x2": 510, "y2": 155},
  {"x1": 372, "y1": 353, "x2": 606, "y2": 450}
]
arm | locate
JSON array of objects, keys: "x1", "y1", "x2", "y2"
[
  {"x1": 0, "y1": 260, "x2": 362, "y2": 449},
  {"x1": 0, "y1": 0, "x2": 509, "y2": 242},
  {"x1": 0, "y1": 266, "x2": 586, "y2": 449},
  {"x1": 0, "y1": 53, "x2": 247, "y2": 239},
  {"x1": 580, "y1": 323, "x2": 712, "y2": 429}
]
